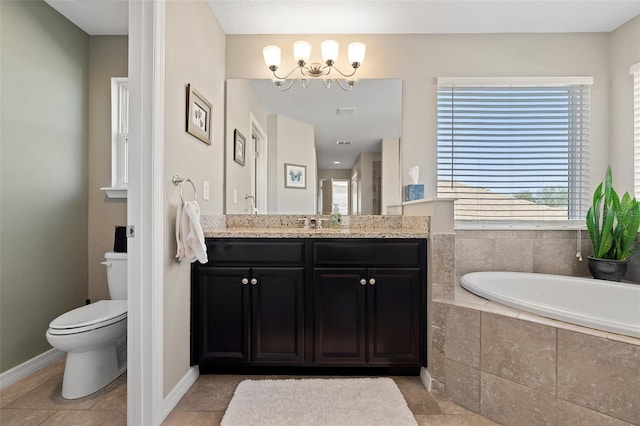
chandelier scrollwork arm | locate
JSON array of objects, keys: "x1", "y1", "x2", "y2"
[{"x1": 263, "y1": 40, "x2": 365, "y2": 92}]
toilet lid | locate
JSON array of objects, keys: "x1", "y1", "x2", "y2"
[{"x1": 49, "y1": 300, "x2": 127, "y2": 330}]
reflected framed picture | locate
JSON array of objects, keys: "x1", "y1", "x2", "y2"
[
  {"x1": 234, "y1": 129, "x2": 245, "y2": 166},
  {"x1": 186, "y1": 84, "x2": 212, "y2": 145},
  {"x1": 284, "y1": 163, "x2": 306, "y2": 189}
]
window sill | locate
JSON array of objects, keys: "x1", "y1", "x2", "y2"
[
  {"x1": 454, "y1": 220, "x2": 585, "y2": 231},
  {"x1": 101, "y1": 186, "x2": 127, "y2": 199}
]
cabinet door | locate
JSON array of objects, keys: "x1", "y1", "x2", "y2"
[
  {"x1": 197, "y1": 267, "x2": 250, "y2": 365},
  {"x1": 367, "y1": 268, "x2": 423, "y2": 365},
  {"x1": 251, "y1": 267, "x2": 305, "y2": 364},
  {"x1": 313, "y1": 268, "x2": 367, "y2": 364}
]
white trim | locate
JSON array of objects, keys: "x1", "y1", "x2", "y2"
[
  {"x1": 110, "y1": 77, "x2": 129, "y2": 191},
  {"x1": 250, "y1": 113, "x2": 268, "y2": 214},
  {"x1": 437, "y1": 76, "x2": 594, "y2": 87},
  {"x1": 630, "y1": 62, "x2": 640, "y2": 75},
  {"x1": 127, "y1": 0, "x2": 165, "y2": 425},
  {"x1": 162, "y1": 366, "x2": 199, "y2": 420},
  {"x1": 0, "y1": 349, "x2": 64, "y2": 390},
  {"x1": 455, "y1": 220, "x2": 585, "y2": 231},
  {"x1": 100, "y1": 186, "x2": 128, "y2": 199},
  {"x1": 419, "y1": 367, "x2": 432, "y2": 392}
]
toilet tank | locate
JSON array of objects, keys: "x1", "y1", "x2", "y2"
[{"x1": 104, "y1": 252, "x2": 127, "y2": 300}]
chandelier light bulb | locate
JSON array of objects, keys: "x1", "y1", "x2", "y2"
[
  {"x1": 293, "y1": 40, "x2": 312, "y2": 65},
  {"x1": 263, "y1": 40, "x2": 363, "y2": 91},
  {"x1": 263, "y1": 45, "x2": 281, "y2": 70},
  {"x1": 321, "y1": 40, "x2": 339, "y2": 65},
  {"x1": 348, "y1": 42, "x2": 366, "y2": 68}
]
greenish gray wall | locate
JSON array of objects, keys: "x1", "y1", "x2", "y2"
[
  {"x1": 88, "y1": 36, "x2": 128, "y2": 302},
  {"x1": 0, "y1": 0, "x2": 89, "y2": 372}
]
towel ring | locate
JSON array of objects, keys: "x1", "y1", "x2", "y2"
[{"x1": 172, "y1": 175, "x2": 197, "y2": 202}]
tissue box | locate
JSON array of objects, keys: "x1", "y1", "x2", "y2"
[{"x1": 404, "y1": 184, "x2": 424, "y2": 201}]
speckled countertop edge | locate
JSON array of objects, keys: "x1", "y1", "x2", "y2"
[
  {"x1": 203, "y1": 228, "x2": 428, "y2": 239},
  {"x1": 200, "y1": 214, "x2": 429, "y2": 239}
]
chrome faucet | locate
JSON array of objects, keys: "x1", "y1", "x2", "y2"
[{"x1": 244, "y1": 194, "x2": 257, "y2": 214}]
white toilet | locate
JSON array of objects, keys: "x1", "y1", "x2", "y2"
[{"x1": 46, "y1": 252, "x2": 127, "y2": 399}]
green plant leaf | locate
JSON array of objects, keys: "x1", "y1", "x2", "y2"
[{"x1": 587, "y1": 165, "x2": 640, "y2": 261}]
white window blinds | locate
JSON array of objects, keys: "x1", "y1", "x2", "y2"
[
  {"x1": 632, "y1": 63, "x2": 640, "y2": 198},
  {"x1": 437, "y1": 78, "x2": 591, "y2": 224}
]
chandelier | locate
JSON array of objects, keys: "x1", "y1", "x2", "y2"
[{"x1": 262, "y1": 40, "x2": 366, "y2": 91}]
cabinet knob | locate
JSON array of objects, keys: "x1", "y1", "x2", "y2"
[
  {"x1": 369, "y1": 278, "x2": 376, "y2": 285},
  {"x1": 251, "y1": 278, "x2": 258, "y2": 285},
  {"x1": 241, "y1": 277, "x2": 249, "y2": 285},
  {"x1": 360, "y1": 278, "x2": 367, "y2": 286}
]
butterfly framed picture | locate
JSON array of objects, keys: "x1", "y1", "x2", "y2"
[{"x1": 284, "y1": 163, "x2": 306, "y2": 189}]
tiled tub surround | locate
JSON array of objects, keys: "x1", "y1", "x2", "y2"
[
  {"x1": 428, "y1": 229, "x2": 640, "y2": 425},
  {"x1": 432, "y1": 294, "x2": 640, "y2": 425}
]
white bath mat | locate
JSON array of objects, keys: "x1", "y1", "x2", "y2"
[{"x1": 221, "y1": 377, "x2": 417, "y2": 426}]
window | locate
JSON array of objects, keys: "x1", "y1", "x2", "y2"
[
  {"x1": 632, "y1": 63, "x2": 640, "y2": 198},
  {"x1": 437, "y1": 77, "x2": 592, "y2": 227},
  {"x1": 331, "y1": 179, "x2": 350, "y2": 215},
  {"x1": 101, "y1": 77, "x2": 129, "y2": 198}
]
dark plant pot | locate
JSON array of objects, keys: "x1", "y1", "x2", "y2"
[{"x1": 587, "y1": 256, "x2": 628, "y2": 281}]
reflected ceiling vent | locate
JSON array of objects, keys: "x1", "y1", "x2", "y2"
[
  {"x1": 337, "y1": 108, "x2": 356, "y2": 116},
  {"x1": 336, "y1": 140, "x2": 352, "y2": 145}
]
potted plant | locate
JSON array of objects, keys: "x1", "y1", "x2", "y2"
[{"x1": 586, "y1": 166, "x2": 640, "y2": 281}]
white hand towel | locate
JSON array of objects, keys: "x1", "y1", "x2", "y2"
[
  {"x1": 175, "y1": 201, "x2": 185, "y2": 261},
  {"x1": 183, "y1": 200, "x2": 208, "y2": 264}
]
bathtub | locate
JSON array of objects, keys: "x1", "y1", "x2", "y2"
[{"x1": 460, "y1": 271, "x2": 640, "y2": 338}]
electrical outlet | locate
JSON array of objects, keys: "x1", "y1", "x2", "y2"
[
  {"x1": 203, "y1": 181, "x2": 210, "y2": 200},
  {"x1": 234, "y1": 189, "x2": 238, "y2": 204}
]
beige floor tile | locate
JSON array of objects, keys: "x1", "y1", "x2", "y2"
[
  {"x1": 173, "y1": 375, "x2": 245, "y2": 412},
  {"x1": 6, "y1": 374, "x2": 107, "y2": 411},
  {"x1": 0, "y1": 357, "x2": 66, "y2": 408},
  {"x1": 393, "y1": 376, "x2": 441, "y2": 415},
  {"x1": 2, "y1": 361, "x2": 501, "y2": 426},
  {"x1": 90, "y1": 374, "x2": 127, "y2": 411},
  {"x1": 432, "y1": 395, "x2": 477, "y2": 415},
  {"x1": 0, "y1": 408, "x2": 57, "y2": 425},
  {"x1": 39, "y1": 409, "x2": 126, "y2": 426},
  {"x1": 162, "y1": 410, "x2": 224, "y2": 426},
  {"x1": 415, "y1": 414, "x2": 500, "y2": 425}
]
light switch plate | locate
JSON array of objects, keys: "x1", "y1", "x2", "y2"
[{"x1": 203, "y1": 181, "x2": 210, "y2": 200}]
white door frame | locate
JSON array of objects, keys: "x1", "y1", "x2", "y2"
[
  {"x1": 250, "y1": 113, "x2": 268, "y2": 214},
  {"x1": 128, "y1": 0, "x2": 165, "y2": 424}
]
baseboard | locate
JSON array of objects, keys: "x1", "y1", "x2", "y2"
[
  {"x1": 0, "y1": 348, "x2": 65, "y2": 390},
  {"x1": 419, "y1": 367, "x2": 432, "y2": 391},
  {"x1": 162, "y1": 366, "x2": 199, "y2": 421}
]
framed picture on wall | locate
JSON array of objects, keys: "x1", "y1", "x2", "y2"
[
  {"x1": 234, "y1": 129, "x2": 246, "y2": 166},
  {"x1": 284, "y1": 163, "x2": 306, "y2": 189},
  {"x1": 186, "y1": 84, "x2": 212, "y2": 145}
]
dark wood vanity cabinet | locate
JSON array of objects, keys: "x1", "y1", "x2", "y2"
[
  {"x1": 312, "y1": 240, "x2": 426, "y2": 367},
  {"x1": 313, "y1": 267, "x2": 423, "y2": 366},
  {"x1": 191, "y1": 240, "x2": 306, "y2": 367},
  {"x1": 191, "y1": 238, "x2": 426, "y2": 371}
]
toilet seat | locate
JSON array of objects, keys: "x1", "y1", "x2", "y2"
[{"x1": 48, "y1": 300, "x2": 127, "y2": 336}]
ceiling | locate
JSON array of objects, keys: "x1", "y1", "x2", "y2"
[{"x1": 44, "y1": 1, "x2": 640, "y2": 36}]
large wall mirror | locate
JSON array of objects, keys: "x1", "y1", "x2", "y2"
[{"x1": 225, "y1": 79, "x2": 403, "y2": 215}]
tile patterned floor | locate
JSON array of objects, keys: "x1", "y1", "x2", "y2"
[{"x1": 0, "y1": 358, "x2": 497, "y2": 425}]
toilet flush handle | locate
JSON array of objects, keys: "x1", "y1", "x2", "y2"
[{"x1": 101, "y1": 261, "x2": 112, "y2": 268}]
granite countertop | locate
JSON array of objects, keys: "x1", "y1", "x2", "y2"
[
  {"x1": 203, "y1": 227, "x2": 428, "y2": 239},
  {"x1": 199, "y1": 214, "x2": 430, "y2": 239}
]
